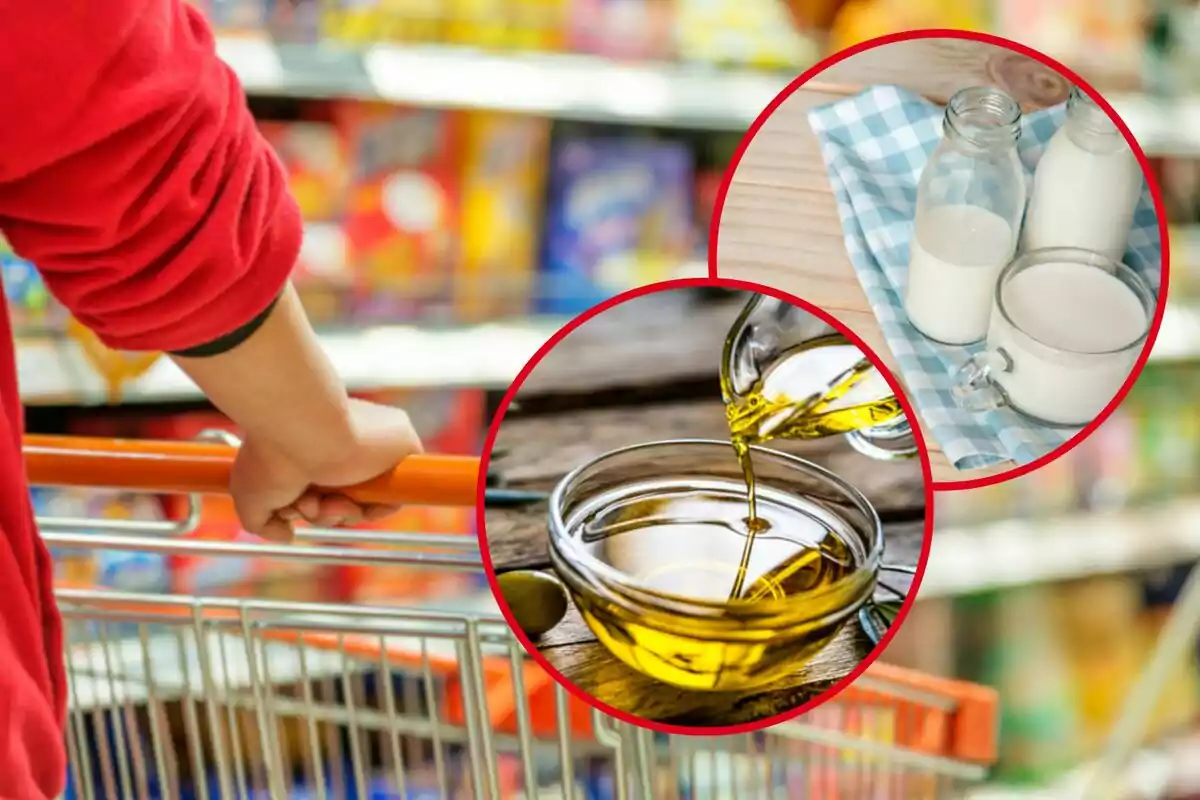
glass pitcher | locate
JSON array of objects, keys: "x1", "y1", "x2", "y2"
[{"x1": 721, "y1": 294, "x2": 917, "y2": 461}]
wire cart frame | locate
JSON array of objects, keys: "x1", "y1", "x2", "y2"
[{"x1": 30, "y1": 433, "x2": 998, "y2": 799}]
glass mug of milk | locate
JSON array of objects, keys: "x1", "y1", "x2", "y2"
[
  {"x1": 723, "y1": 294, "x2": 917, "y2": 460},
  {"x1": 904, "y1": 86, "x2": 1027, "y2": 346},
  {"x1": 1023, "y1": 86, "x2": 1142, "y2": 260},
  {"x1": 952, "y1": 248, "x2": 1154, "y2": 427}
]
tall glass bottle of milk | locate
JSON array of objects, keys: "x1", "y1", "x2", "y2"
[
  {"x1": 1022, "y1": 86, "x2": 1142, "y2": 260},
  {"x1": 904, "y1": 87, "x2": 1026, "y2": 345}
]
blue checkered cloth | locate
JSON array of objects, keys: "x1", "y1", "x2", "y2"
[{"x1": 809, "y1": 85, "x2": 1162, "y2": 471}]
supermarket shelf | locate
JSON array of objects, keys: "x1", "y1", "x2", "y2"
[
  {"x1": 925, "y1": 500, "x2": 1200, "y2": 598},
  {"x1": 218, "y1": 37, "x2": 789, "y2": 130},
  {"x1": 15, "y1": 295, "x2": 1193, "y2": 406},
  {"x1": 968, "y1": 748, "x2": 1176, "y2": 799},
  {"x1": 217, "y1": 37, "x2": 1192, "y2": 151},
  {"x1": 17, "y1": 318, "x2": 566, "y2": 405}
]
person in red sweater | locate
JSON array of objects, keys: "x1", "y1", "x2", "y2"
[{"x1": 0, "y1": 3, "x2": 426, "y2": 796}]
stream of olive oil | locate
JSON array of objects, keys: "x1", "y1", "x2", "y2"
[{"x1": 723, "y1": 336, "x2": 904, "y2": 599}]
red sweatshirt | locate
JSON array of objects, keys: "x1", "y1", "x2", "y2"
[{"x1": 0, "y1": 2, "x2": 301, "y2": 795}]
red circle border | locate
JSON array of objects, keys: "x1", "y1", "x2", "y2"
[
  {"x1": 705, "y1": 28, "x2": 1171, "y2": 492},
  {"x1": 474, "y1": 276, "x2": 935, "y2": 737}
]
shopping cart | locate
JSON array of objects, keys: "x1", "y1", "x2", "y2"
[{"x1": 28, "y1": 433, "x2": 999, "y2": 799}]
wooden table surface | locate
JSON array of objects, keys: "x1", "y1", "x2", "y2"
[
  {"x1": 714, "y1": 38, "x2": 1080, "y2": 483},
  {"x1": 484, "y1": 401, "x2": 926, "y2": 726}
]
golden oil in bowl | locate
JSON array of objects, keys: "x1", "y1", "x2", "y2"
[{"x1": 548, "y1": 440, "x2": 880, "y2": 692}]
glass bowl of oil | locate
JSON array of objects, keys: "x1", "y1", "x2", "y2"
[{"x1": 547, "y1": 439, "x2": 882, "y2": 692}]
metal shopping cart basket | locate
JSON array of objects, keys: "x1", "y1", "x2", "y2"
[{"x1": 28, "y1": 433, "x2": 999, "y2": 800}]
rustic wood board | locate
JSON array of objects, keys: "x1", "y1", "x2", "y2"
[
  {"x1": 517, "y1": 296, "x2": 744, "y2": 396},
  {"x1": 715, "y1": 38, "x2": 1081, "y2": 483},
  {"x1": 483, "y1": 401, "x2": 926, "y2": 725}
]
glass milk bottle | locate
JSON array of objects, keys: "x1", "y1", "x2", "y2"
[
  {"x1": 904, "y1": 87, "x2": 1026, "y2": 345},
  {"x1": 1022, "y1": 86, "x2": 1142, "y2": 260}
]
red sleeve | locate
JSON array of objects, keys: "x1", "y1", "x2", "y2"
[{"x1": 0, "y1": 0, "x2": 301, "y2": 352}]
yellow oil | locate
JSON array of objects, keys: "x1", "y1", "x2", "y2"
[
  {"x1": 564, "y1": 336, "x2": 893, "y2": 691},
  {"x1": 573, "y1": 486, "x2": 859, "y2": 690},
  {"x1": 724, "y1": 335, "x2": 903, "y2": 597}
]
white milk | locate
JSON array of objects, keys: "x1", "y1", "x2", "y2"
[
  {"x1": 1022, "y1": 125, "x2": 1142, "y2": 260},
  {"x1": 990, "y1": 261, "x2": 1148, "y2": 425},
  {"x1": 905, "y1": 204, "x2": 1016, "y2": 344}
]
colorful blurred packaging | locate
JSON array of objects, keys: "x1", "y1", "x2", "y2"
[
  {"x1": 38, "y1": 484, "x2": 172, "y2": 594},
  {"x1": 1, "y1": 235, "x2": 57, "y2": 333},
  {"x1": 322, "y1": 0, "x2": 442, "y2": 45},
  {"x1": 191, "y1": 0, "x2": 270, "y2": 32},
  {"x1": 260, "y1": 119, "x2": 354, "y2": 323},
  {"x1": 1075, "y1": 405, "x2": 1131, "y2": 512},
  {"x1": 446, "y1": 0, "x2": 567, "y2": 50},
  {"x1": 694, "y1": 169, "x2": 723, "y2": 256},
  {"x1": 1052, "y1": 576, "x2": 1144, "y2": 755},
  {"x1": 1140, "y1": 565, "x2": 1200, "y2": 739},
  {"x1": 456, "y1": 112, "x2": 550, "y2": 322},
  {"x1": 295, "y1": 222, "x2": 353, "y2": 325},
  {"x1": 567, "y1": 0, "x2": 675, "y2": 60},
  {"x1": 336, "y1": 102, "x2": 462, "y2": 322},
  {"x1": 539, "y1": 137, "x2": 694, "y2": 315},
  {"x1": 336, "y1": 388, "x2": 485, "y2": 603},
  {"x1": 38, "y1": 488, "x2": 101, "y2": 588},
  {"x1": 259, "y1": 120, "x2": 350, "y2": 222},
  {"x1": 956, "y1": 589, "x2": 1079, "y2": 784},
  {"x1": 676, "y1": 0, "x2": 816, "y2": 68},
  {"x1": 828, "y1": 0, "x2": 988, "y2": 52},
  {"x1": 995, "y1": 0, "x2": 1142, "y2": 77}
]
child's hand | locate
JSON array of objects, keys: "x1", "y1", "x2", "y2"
[{"x1": 229, "y1": 398, "x2": 424, "y2": 542}]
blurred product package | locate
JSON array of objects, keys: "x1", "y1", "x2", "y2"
[
  {"x1": 446, "y1": 0, "x2": 568, "y2": 51},
  {"x1": 539, "y1": 136, "x2": 694, "y2": 315},
  {"x1": 568, "y1": 0, "x2": 675, "y2": 60},
  {"x1": 677, "y1": 0, "x2": 816, "y2": 68},
  {"x1": 322, "y1": 0, "x2": 444, "y2": 45},
  {"x1": 957, "y1": 588, "x2": 1080, "y2": 784},
  {"x1": 0, "y1": 233, "x2": 59, "y2": 333},
  {"x1": 456, "y1": 113, "x2": 551, "y2": 322},
  {"x1": 335, "y1": 102, "x2": 462, "y2": 322}
]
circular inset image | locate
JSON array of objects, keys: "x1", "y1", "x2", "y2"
[
  {"x1": 479, "y1": 278, "x2": 931, "y2": 731},
  {"x1": 713, "y1": 30, "x2": 1167, "y2": 489}
]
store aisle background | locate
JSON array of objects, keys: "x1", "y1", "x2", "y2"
[{"x1": 5, "y1": 1, "x2": 1200, "y2": 795}]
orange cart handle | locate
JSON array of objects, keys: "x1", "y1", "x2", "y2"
[{"x1": 24, "y1": 435, "x2": 479, "y2": 507}]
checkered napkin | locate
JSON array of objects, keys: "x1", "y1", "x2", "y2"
[{"x1": 808, "y1": 85, "x2": 1162, "y2": 471}]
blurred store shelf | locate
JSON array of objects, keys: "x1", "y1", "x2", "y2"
[
  {"x1": 218, "y1": 37, "x2": 787, "y2": 130},
  {"x1": 16, "y1": 261, "x2": 706, "y2": 405},
  {"x1": 926, "y1": 499, "x2": 1200, "y2": 598},
  {"x1": 217, "y1": 36, "x2": 1199, "y2": 153},
  {"x1": 968, "y1": 748, "x2": 1176, "y2": 799},
  {"x1": 17, "y1": 318, "x2": 565, "y2": 405},
  {"x1": 16, "y1": 289, "x2": 1187, "y2": 406}
]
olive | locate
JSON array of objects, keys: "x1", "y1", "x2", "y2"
[{"x1": 496, "y1": 570, "x2": 568, "y2": 638}]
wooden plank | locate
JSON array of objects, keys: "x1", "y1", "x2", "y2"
[
  {"x1": 517, "y1": 296, "x2": 743, "y2": 396},
  {"x1": 482, "y1": 400, "x2": 925, "y2": 724},
  {"x1": 809, "y1": 38, "x2": 1071, "y2": 110},
  {"x1": 714, "y1": 42, "x2": 1071, "y2": 482}
]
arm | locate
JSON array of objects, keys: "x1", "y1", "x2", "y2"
[{"x1": 1, "y1": 1, "x2": 421, "y2": 539}]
